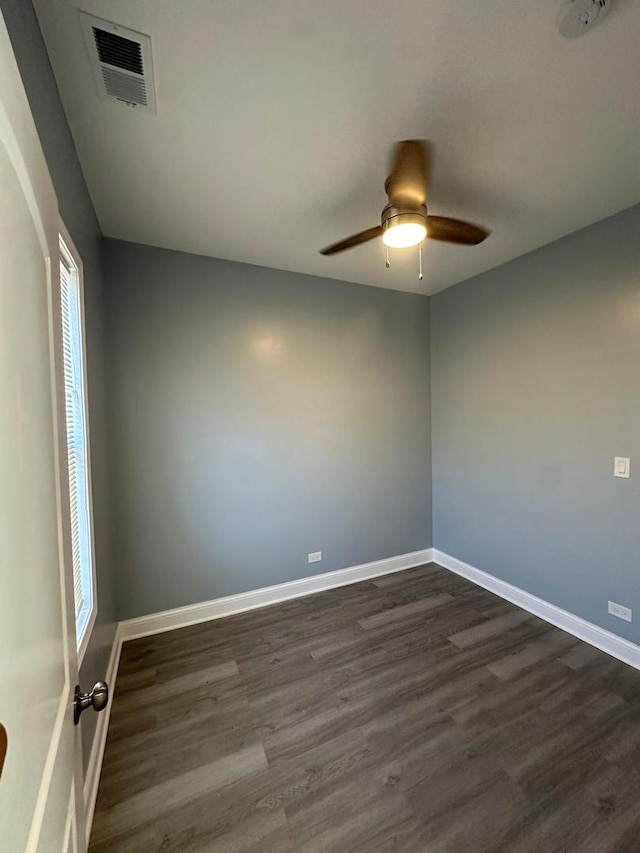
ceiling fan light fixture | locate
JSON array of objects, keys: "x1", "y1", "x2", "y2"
[
  {"x1": 382, "y1": 210, "x2": 427, "y2": 248},
  {"x1": 318, "y1": 141, "x2": 489, "y2": 257}
]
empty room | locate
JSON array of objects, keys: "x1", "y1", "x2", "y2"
[{"x1": 1, "y1": 0, "x2": 640, "y2": 851}]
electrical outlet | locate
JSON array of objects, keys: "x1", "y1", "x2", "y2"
[
  {"x1": 608, "y1": 600, "x2": 632, "y2": 622},
  {"x1": 308, "y1": 551, "x2": 322, "y2": 564}
]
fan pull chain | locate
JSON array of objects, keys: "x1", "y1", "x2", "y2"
[
  {"x1": 385, "y1": 245, "x2": 390, "y2": 269},
  {"x1": 418, "y1": 241, "x2": 423, "y2": 281}
]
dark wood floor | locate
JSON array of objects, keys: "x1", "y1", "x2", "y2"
[{"x1": 89, "y1": 563, "x2": 640, "y2": 852}]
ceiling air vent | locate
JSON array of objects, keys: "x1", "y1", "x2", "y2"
[{"x1": 79, "y1": 13, "x2": 156, "y2": 112}]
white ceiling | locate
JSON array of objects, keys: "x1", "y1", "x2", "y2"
[{"x1": 34, "y1": 0, "x2": 640, "y2": 295}]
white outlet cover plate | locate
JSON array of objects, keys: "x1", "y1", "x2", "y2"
[
  {"x1": 308, "y1": 551, "x2": 322, "y2": 563},
  {"x1": 608, "y1": 600, "x2": 632, "y2": 622}
]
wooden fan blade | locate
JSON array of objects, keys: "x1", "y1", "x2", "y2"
[
  {"x1": 320, "y1": 226, "x2": 382, "y2": 255},
  {"x1": 386, "y1": 140, "x2": 431, "y2": 208},
  {"x1": 426, "y1": 216, "x2": 490, "y2": 245}
]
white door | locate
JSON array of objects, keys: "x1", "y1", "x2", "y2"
[{"x1": 0, "y1": 9, "x2": 86, "y2": 852}]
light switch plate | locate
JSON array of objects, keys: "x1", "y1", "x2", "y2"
[{"x1": 614, "y1": 457, "x2": 630, "y2": 478}]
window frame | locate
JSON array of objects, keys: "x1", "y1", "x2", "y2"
[{"x1": 59, "y1": 222, "x2": 98, "y2": 665}]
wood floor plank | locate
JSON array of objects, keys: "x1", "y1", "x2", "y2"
[
  {"x1": 448, "y1": 609, "x2": 533, "y2": 648},
  {"x1": 90, "y1": 562, "x2": 640, "y2": 852},
  {"x1": 357, "y1": 592, "x2": 453, "y2": 629},
  {"x1": 407, "y1": 768, "x2": 528, "y2": 853},
  {"x1": 486, "y1": 628, "x2": 578, "y2": 679},
  {"x1": 182, "y1": 808, "x2": 290, "y2": 853},
  {"x1": 91, "y1": 743, "x2": 268, "y2": 844}
]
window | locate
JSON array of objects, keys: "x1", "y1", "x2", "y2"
[{"x1": 59, "y1": 233, "x2": 96, "y2": 660}]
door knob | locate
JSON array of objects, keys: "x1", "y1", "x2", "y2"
[{"x1": 74, "y1": 681, "x2": 109, "y2": 725}]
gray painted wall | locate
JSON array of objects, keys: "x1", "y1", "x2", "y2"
[
  {"x1": 431, "y1": 203, "x2": 640, "y2": 643},
  {"x1": 1, "y1": 0, "x2": 116, "y2": 770},
  {"x1": 103, "y1": 240, "x2": 432, "y2": 620}
]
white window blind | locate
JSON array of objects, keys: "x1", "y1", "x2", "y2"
[{"x1": 60, "y1": 243, "x2": 94, "y2": 653}]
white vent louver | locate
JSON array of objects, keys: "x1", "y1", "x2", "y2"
[{"x1": 79, "y1": 13, "x2": 156, "y2": 112}]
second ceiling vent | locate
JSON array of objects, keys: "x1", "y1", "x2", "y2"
[{"x1": 79, "y1": 12, "x2": 156, "y2": 112}]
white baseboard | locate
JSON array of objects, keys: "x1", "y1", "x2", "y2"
[
  {"x1": 433, "y1": 549, "x2": 640, "y2": 671},
  {"x1": 83, "y1": 626, "x2": 123, "y2": 844},
  {"x1": 119, "y1": 548, "x2": 435, "y2": 642}
]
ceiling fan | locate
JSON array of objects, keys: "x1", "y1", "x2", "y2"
[{"x1": 320, "y1": 140, "x2": 490, "y2": 258}]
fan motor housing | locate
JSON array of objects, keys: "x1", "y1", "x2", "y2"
[{"x1": 381, "y1": 205, "x2": 428, "y2": 230}]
